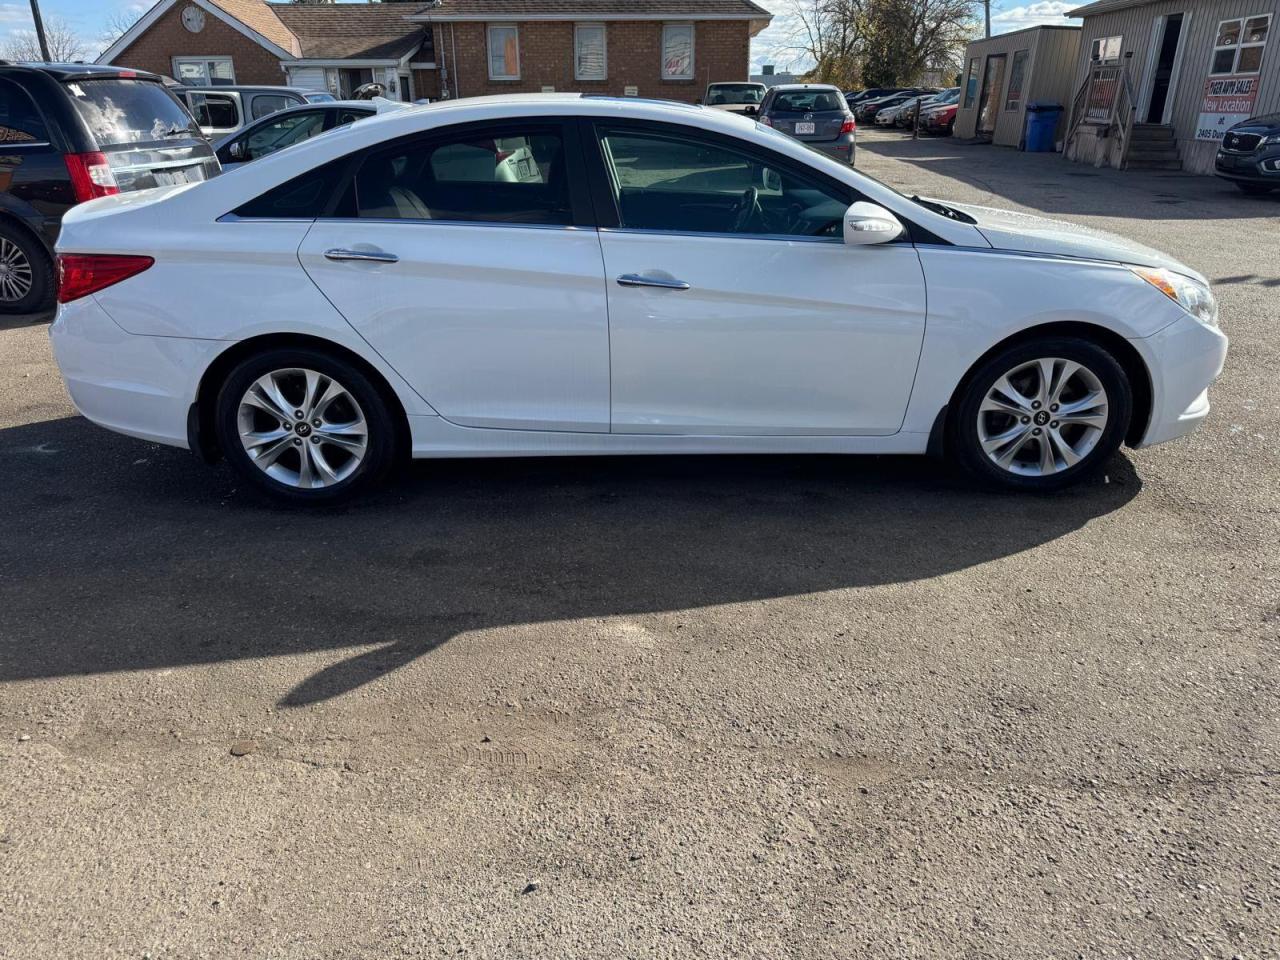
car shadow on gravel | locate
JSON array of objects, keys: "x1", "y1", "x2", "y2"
[{"x1": 0, "y1": 415, "x2": 1142, "y2": 706}]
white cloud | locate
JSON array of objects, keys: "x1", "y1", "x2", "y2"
[{"x1": 991, "y1": 1, "x2": 1080, "y2": 33}]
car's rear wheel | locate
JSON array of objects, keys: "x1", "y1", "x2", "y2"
[
  {"x1": 951, "y1": 337, "x2": 1133, "y2": 491},
  {"x1": 214, "y1": 347, "x2": 398, "y2": 504},
  {"x1": 0, "y1": 224, "x2": 53, "y2": 315}
]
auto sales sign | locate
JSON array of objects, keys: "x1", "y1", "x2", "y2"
[{"x1": 1196, "y1": 76, "x2": 1260, "y2": 142}]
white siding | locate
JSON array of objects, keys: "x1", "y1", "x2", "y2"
[{"x1": 285, "y1": 66, "x2": 327, "y2": 92}]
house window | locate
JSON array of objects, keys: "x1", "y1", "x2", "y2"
[
  {"x1": 173, "y1": 57, "x2": 235, "y2": 86},
  {"x1": 575, "y1": 24, "x2": 607, "y2": 81},
  {"x1": 1090, "y1": 36, "x2": 1122, "y2": 64},
  {"x1": 661, "y1": 23, "x2": 694, "y2": 80},
  {"x1": 963, "y1": 57, "x2": 979, "y2": 107},
  {"x1": 1005, "y1": 49, "x2": 1028, "y2": 110},
  {"x1": 1211, "y1": 15, "x2": 1270, "y2": 75},
  {"x1": 488, "y1": 25, "x2": 520, "y2": 80}
]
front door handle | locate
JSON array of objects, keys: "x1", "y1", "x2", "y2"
[
  {"x1": 616, "y1": 273, "x2": 690, "y2": 290},
  {"x1": 324, "y1": 248, "x2": 399, "y2": 264}
]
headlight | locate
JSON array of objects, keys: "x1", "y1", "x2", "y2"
[
  {"x1": 1131, "y1": 266, "x2": 1219, "y2": 328},
  {"x1": 1263, "y1": 133, "x2": 1280, "y2": 145}
]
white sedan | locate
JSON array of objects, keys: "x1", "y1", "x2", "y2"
[{"x1": 50, "y1": 95, "x2": 1226, "y2": 503}]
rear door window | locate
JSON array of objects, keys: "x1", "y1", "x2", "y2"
[
  {"x1": 352, "y1": 125, "x2": 572, "y2": 224},
  {"x1": 65, "y1": 78, "x2": 200, "y2": 147},
  {"x1": 0, "y1": 78, "x2": 50, "y2": 145},
  {"x1": 251, "y1": 94, "x2": 295, "y2": 120},
  {"x1": 187, "y1": 92, "x2": 238, "y2": 130}
]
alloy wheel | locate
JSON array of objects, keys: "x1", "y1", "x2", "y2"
[
  {"x1": 0, "y1": 237, "x2": 34, "y2": 303},
  {"x1": 236, "y1": 367, "x2": 369, "y2": 489},
  {"x1": 977, "y1": 357, "x2": 1109, "y2": 476}
]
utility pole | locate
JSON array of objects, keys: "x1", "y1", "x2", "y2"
[
  {"x1": 28, "y1": 0, "x2": 52, "y2": 61},
  {"x1": 984, "y1": 0, "x2": 991, "y2": 38}
]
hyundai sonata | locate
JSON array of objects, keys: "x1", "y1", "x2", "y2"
[{"x1": 50, "y1": 95, "x2": 1227, "y2": 503}]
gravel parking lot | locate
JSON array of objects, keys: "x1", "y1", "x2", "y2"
[{"x1": 1, "y1": 129, "x2": 1277, "y2": 959}]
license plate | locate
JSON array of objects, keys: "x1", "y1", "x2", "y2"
[
  {"x1": 795, "y1": 122, "x2": 815, "y2": 135},
  {"x1": 154, "y1": 168, "x2": 192, "y2": 186}
]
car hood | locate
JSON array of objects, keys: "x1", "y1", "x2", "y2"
[{"x1": 940, "y1": 200, "x2": 1207, "y2": 283}]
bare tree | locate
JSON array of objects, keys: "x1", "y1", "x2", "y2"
[
  {"x1": 4, "y1": 16, "x2": 88, "y2": 63},
  {"x1": 102, "y1": 9, "x2": 142, "y2": 39},
  {"x1": 783, "y1": 0, "x2": 977, "y2": 88}
]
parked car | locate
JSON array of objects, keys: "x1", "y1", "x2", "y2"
[
  {"x1": 757, "y1": 84, "x2": 856, "y2": 165},
  {"x1": 174, "y1": 85, "x2": 314, "y2": 138},
  {"x1": 858, "y1": 93, "x2": 913, "y2": 124},
  {"x1": 878, "y1": 95, "x2": 935, "y2": 127},
  {"x1": 897, "y1": 89, "x2": 959, "y2": 128},
  {"x1": 50, "y1": 95, "x2": 1226, "y2": 504},
  {"x1": 845, "y1": 87, "x2": 907, "y2": 108},
  {"x1": 922, "y1": 102, "x2": 958, "y2": 135},
  {"x1": 214, "y1": 99, "x2": 408, "y2": 170},
  {"x1": 304, "y1": 92, "x2": 337, "y2": 104},
  {"x1": 1214, "y1": 113, "x2": 1280, "y2": 195},
  {"x1": 0, "y1": 62, "x2": 218, "y2": 314},
  {"x1": 703, "y1": 82, "x2": 768, "y2": 115}
]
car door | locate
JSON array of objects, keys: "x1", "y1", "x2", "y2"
[
  {"x1": 588, "y1": 121, "x2": 927, "y2": 436},
  {"x1": 298, "y1": 119, "x2": 611, "y2": 432}
]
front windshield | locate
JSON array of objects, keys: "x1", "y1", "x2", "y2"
[{"x1": 707, "y1": 84, "x2": 764, "y2": 105}]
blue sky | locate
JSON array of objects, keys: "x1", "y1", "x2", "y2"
[{"x1": 2, "y1": 0, "x2": 1080, "y2": 66}]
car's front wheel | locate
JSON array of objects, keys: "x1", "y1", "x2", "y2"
[
  {"x1": 950, "y1": 337, "x2": 1133, "y2": 491},
  {"x1": 214, "y1": 347, "x2": 399, "y2": 504}
]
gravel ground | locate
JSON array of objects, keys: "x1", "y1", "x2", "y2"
[{"x1": 1, "y1": 129, "x2": 1277, "y2": 959}]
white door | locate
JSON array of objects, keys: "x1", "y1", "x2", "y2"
[
  {"x1": 592, "y1": 124, "x2": 927, "y2": 435},
  {"x1": 299, "y1": 122, "x2": 610, "y2": 432}
]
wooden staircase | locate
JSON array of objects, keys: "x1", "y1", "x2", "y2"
[{"x1": 1125, "y1": 124, "x2": 1181, "y2": 170}]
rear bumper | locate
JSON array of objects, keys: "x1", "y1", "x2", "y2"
[
  {"x1": 803, "y1": 136, "x2": 856, "y2": 164},
  {"x1": 1130, "y1": 314, "x2": 1228, "y2": 448},
  {"x1": 49, "y1": 295, "x2": 224, "y2": 449}
]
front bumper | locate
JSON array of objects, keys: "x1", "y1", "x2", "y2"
[
  {"x1": 1129, "y1": 313, "x2": 1228, "y2": 448},
  {"x1": 1214, "y1": 145, "x2": 1280, "y2": 184},
  {"x1": 49, "y1": 295, "x2": 225, "y2": 449},
  {"x1": 803, "y1": 135, "x2": 856, "y2": 164}
]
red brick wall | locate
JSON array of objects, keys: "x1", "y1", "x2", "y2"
[
  {"x1": 110, "y1": 2, "x2": 287, "y2": 85},
  {"x1": 431, "y1": 21, "x2": 750, "y2": 102}
]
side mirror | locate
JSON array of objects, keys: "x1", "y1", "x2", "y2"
[
  {"x1": 742, "y1": 105, "x2": 757, "y2": 116},
  {"x1": 758, "y1": 166, "x2": 782, "y2": 192},
  {"x1": 228, "y1": 141, "x2": 245, "y2": 161},
  {"x1": 843, "y1": 201, "x2": 905, "y2": 246}
]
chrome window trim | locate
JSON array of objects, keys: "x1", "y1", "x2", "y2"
[
  {"x1": 0, "y1": 141, "x2": 52, "y2": 149},
  {"x1": 599, "y1": 226, "x2": 842, "y2": 244},
  {"x1": 217, "y1": 212, "x2": 588, "y2": 231}
]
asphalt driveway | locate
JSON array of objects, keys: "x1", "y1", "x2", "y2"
[{"x1": 0, "y1": 130, "x2": 1277, "y2": 959}]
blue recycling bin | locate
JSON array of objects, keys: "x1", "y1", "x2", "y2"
[{"x1": 1024, "y1": 101, "x2": 1064, "y2": 152}]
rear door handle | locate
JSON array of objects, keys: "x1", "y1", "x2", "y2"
[
  {"x1": 324, "y1": 248, "x2": 399, "y2": 264},
  {"x1": 616, "y1": 273, "x2": 690, "y2": 290}
]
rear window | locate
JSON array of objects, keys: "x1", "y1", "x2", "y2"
[
  {"x1": 64, "y1": 78, "x2": 199, "y2": 147},
  {"x1": 706, "y1": 84, "x2": 764, "y2": 105},
  {"x1": 770, "y1": 91, "x2": 845, "y2": 113}
]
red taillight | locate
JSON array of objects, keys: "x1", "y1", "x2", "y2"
[
  {"x1": 64, "y1": 152, "x2": 120, "y2": 204},
  {"x1": 840, "y1": 117, "x2": 857, "y2": 135},
  {"x1": 57, "y1": 254, "x2": 154, "y2": 304}
]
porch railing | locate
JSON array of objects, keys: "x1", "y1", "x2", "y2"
[{"x1": 1066, "y1": 63, "x2": 1138, "y2": 168}]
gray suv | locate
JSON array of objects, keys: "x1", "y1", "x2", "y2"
[{"x1": 757, "y1": 84, "x2": 856, "y2": 165}]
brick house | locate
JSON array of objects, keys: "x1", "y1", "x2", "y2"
[{"x1": 99, "y1": 0, "x2": 771, "y2": 103}]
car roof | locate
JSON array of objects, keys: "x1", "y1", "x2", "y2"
[
  {"x1": 0, "y1": 61, "x2": 163, "y2": 82},
  {"x1": 767, "y1": 83, "x2": 842, "y2": 93}
]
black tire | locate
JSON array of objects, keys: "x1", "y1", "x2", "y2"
[
  {"x1": 214, "y1": 347, "x2": 400, "y2": 505},
  {"x1": 1235, "y1": 181, "x2": 1275, "y2": 196},
  {"x1": 0, "y1": 222, "x2": 54, "y2": 315},
  {"x1": 950, "y1": 336, "x2": 1133, "y2": 492}
]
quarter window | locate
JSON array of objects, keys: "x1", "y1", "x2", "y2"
[
  {"x1": 597, "y1": 127, "x2": 849, "y2": 238},
  {"x1": 1090, "y1": 35, "x2": 1122, "y2": 64},
  {"x1": 0, "y1": 79, "x2": 49, "y2": 145},
  {"x1": 487, "y1": 25, "x2": 520, "y2": 80},
  {"x1": 1211, "y1": 15, "x2": 1270, "y2": 75},
  {"x1": 173, "y1": 57, "x2": 235, "y2": 86},
  {"x1": 575, "y1": 24, "x2": 607, "y2": 81},
  {"x1": 1005, "y1": 49, "x2": 1029, "y2": 110},
  {"x1": 353, "y1": 126, "x2": 570, "y2": 225},
  {"x1": 661, "y1": 24, "x2": 694, "y2": 80}
]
